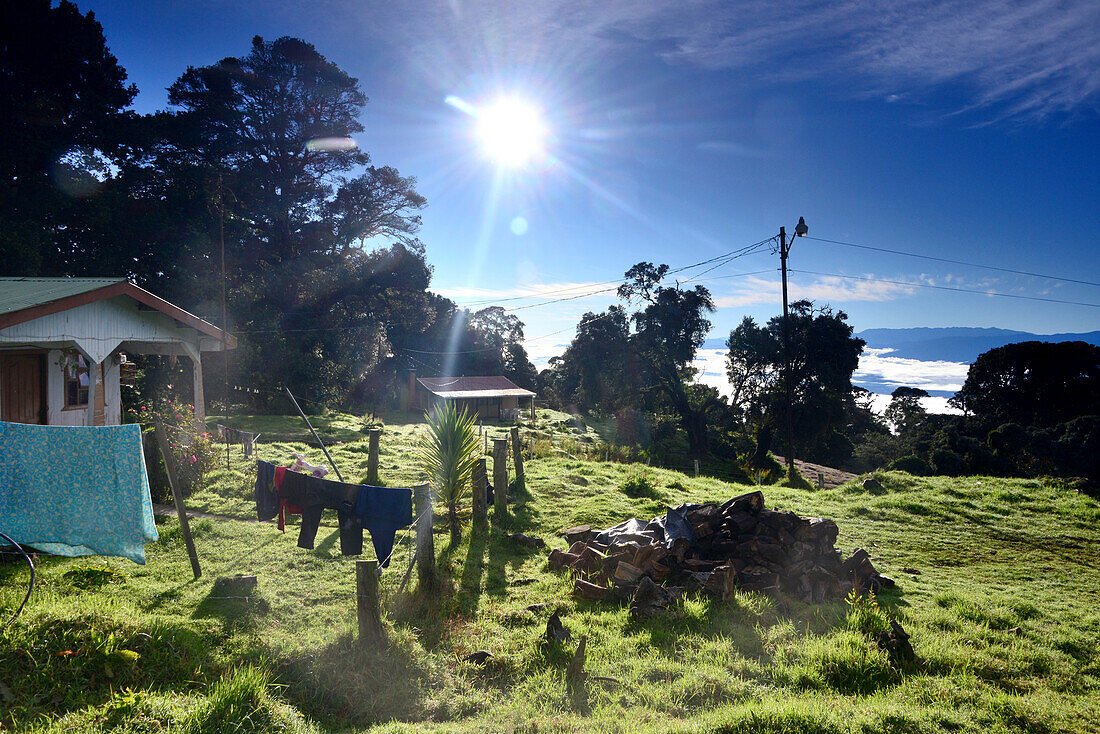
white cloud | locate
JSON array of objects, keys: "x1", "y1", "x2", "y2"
[
  {"x1": 692, "y1": 346, "x2": 967, "y2": 414},
  {"x1": 714, "y1": 274, "x2": 916, "y2": 308},
  {"x1": 853, "y1": 347, "x2": 970, "y2": 393},
  {"x1": 865, "y1": 393, "x2": 963, "y2": 417}
]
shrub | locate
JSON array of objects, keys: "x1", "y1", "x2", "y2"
[
  {"x1": 418, "y1": 402, "x2": 480, "y2": 544},
  {"x1": 620, "y1": 468, "x2": 659, "y2": 498},
  {"x1": 780, "y1": 465, "x2": 814, "y2": 490},
  {"x1": 134, "y1": 398, "x2": 217, "y2": 499},
  {"x1": 845, "y1": 589, "x2": 890, "y2": 636},
  {"x1": 888, "y1": 454, "x2": 932, "y2": 476},
  {"x1": 931, "y1": 447, "x2": 967, "y2": 476},
  {"x1": 614, "y1": 407, "x2": 649, "y2": 446}
]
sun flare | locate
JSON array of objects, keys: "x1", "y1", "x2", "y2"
[{"x1": 475, "y1": 97, "x2": 547, "y2": 167}]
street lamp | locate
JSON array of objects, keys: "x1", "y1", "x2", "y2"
[{"x1": 779, "y1": 217, "x2": 807, "y2": 474}]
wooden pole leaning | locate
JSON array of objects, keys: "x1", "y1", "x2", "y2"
[
  {"x1": 356, "y1": 559, "x2": 385, "y2": 645},
  {"x1": 510, "y1": 426, "x2": 525, "y2": 492},
  {"x1": 367, "y1": 428, "x2": 381, "y2": 485},
  {"x1": 493, "y1": 438, "x2": 509, "y2": 517},
  {"x1": 472, "y1": 458, "x2": 488, "y2": 526},
  {"x1": 153, "y1": 417, "x2": 202, "y2": 579}
]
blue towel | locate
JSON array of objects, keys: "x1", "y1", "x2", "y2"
[{"x1": 0, "y1": 421, "x2": 159, "y2": 564}]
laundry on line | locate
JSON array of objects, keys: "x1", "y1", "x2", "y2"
[{"x1": 255, "y1": 459, "x2": 415, "y2": 566}]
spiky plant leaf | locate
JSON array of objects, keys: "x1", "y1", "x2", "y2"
[{"x1": 417, "y1": 402, "x2": 480, "y2": 542}]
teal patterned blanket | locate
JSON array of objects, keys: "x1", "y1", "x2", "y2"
[{"x1": 0, "y1": 421, "x2": 159, "y2": 564}]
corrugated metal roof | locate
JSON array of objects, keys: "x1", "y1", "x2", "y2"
[
  {"x1": 417, "y1": 375, "x2": 536, "y2": 398},
  {"x1": 0, "y1": 277, "x2": 126, "y2": 315}
]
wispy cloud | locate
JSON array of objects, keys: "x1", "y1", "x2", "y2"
[
  {"x1": 371, "y1": 0, "x2": 1100, "y2": 123},
  {"x1": 713, "y1": 274, "x2": 916, "y2": 308},
  {"x1": 624, "y1": 0, "x2": 1100, "y2": 122}
]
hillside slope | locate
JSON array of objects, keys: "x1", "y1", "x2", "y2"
[{"x1": 2, "y1": 412, "x2": 1098, "y2": 733}]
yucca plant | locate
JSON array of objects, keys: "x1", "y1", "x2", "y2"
[{"x1": 418, "y1": 401, "x2": 480, "y2": 545}]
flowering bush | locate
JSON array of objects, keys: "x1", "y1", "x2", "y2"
[{"x1": 134, "y1": 398, "x2": 218, "y2": 497}]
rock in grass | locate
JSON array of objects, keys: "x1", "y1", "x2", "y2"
[
  {"x1": 510, "y1": 532, "x2": 546, "y2": 549},
  {"x1": 573, "y1": 578, "x2": 611, "y2": 601}
]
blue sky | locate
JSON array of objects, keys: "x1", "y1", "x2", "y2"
[{"x1": 83, "y1": 0, "x2": 1100, "y2": 369}]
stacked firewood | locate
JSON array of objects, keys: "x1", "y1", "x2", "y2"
[{"x1": 549, "y1": 491, "x2": 890, "y2": 615}]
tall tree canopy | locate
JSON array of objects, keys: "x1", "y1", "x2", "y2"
[
  {"x1": 885, "y1": 386, "x2": 930, "y2": 435},
  {"x1": 165, "y1": 36, "x2": 425, "y2": 264},
  {"x1": 541, "y1": 306, "x2": 635, "y2": 412},
  {"x1": 726, "y1": 300, "x2": 865, "y2": 465},
  {"x1": 618, "y1": 262, "x2": 719, "y2": 458},
  {"x1": 149, "y1": 36, "x2": 431, "y2": 408},
  {"x1": 0, "y1": 0, "x2": 135, "y2": 274},
  {"x1": 950, "y1": 341, "x2": 1100, "y2": 428}
]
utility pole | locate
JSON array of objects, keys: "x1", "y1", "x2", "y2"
[
  {"x1": 779, "y1": 226, "x2": 793, "y2": 474},
  {"x1": 779, "y1": 217, "x2": 808, "y2": 475}
]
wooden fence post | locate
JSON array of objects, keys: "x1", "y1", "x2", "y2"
[
  {"x1": 493, "y1": 438, "x2": 509, "y2": 516},
  {"x1": 413, "y1": 484, "x2": 436, "y2": 590},
  {"x1": 356, "y1": 559, "x2": 385, "y2": 645},
  {"x1": 153, "y1": 418, "x2": 201, "y2": 579},
  {"x1": 510, "y1": 426, "x2": 525, "y2": 492},
  {"x1": 367, "y1": 428, "x2": 381, "y2": 485},
  {"x1": 472, "y1": 458, "x2": 488, "y2": 526}
]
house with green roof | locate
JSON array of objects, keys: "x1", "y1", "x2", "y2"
[{"x1": 0, "y1": 278, "x2": 234, "y2": 427}]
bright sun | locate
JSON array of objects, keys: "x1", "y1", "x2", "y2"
[{"x1": 475, "y1": 98, "x2": 547, "y2": 167}]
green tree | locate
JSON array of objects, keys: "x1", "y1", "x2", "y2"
[
  {"x1": 149, "y1": 36, "x2": 430, "y2": 408},
  {"x1": 950, "y1": 341, "x2": 1100, "y2": 428},
  {"x1": 618, "y1": 262, "x2": 719, "y2": 459},
  {"x1": 725, "y1": 300, "x2": 865, "y2": 465},
  {"x1": 548, "y1": 306, "x2": 634, "y2": 412},
  {"x1": 164, "y1": 36, "x2": 425, "y2": 263},
  {"x1": 0, "y1": 0, "x2": 136, "y2": 275},
  {"x1": 885, "y1": 386, "x2": 929, "y2": 435}
]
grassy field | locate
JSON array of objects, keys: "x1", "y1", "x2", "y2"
[{"x1": 2, "y1": 410, "x2": 1098, "y2": 733}]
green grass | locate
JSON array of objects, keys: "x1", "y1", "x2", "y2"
[{"x1": 2, "y1": 411, "x2": 1099, "y2": 732}]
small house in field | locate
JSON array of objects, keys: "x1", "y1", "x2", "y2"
[
  {"x1": 405, "y1": 371, "x2": 535, "y2": 420},
  {"x1": 0, "y1": 278, "x2": 235, "y2": 426}
]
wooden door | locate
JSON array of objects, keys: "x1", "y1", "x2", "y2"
[{"x1": 1, "y1": 353, "x2": 47, "y2": 424}]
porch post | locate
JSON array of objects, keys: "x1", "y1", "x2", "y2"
[
  {"x1": 180, "y1": 342, "x2": 205, "y2": 428},
  {"x1": 85, "y1": 359, "x2": 101, "y2": 427},
  {"x1": 191, "y1": 352, "x2": 205, "y2": 425}
]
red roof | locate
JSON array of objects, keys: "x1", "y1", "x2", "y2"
[{"x1": 417, "y1": 376, "x2": 535, "y2": 399}]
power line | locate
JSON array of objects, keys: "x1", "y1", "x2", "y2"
[
  {"x1": 806, "y1": 236, "x2": 1100, "y2": 288},
  {"x1": 790, "y1": 269, "x2": 1100, "y2": 309},
  {"x1": 505, "y1": 240, "x2": 772, "y2": 313},
  {"x1": 453, "y1": 237, "x2": 774, "y2": 309},
  {"x1": 522, "y1": 269, "x2": 774, "y2": 343}
]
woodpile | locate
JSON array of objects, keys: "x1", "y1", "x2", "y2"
[{"x1": 548, "y1": 491, "x2": 892, "y2": 613}]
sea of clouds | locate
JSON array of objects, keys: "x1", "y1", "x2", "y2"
[{"x1": 527, "y1": 341, "x2": 968, "y2": 417}]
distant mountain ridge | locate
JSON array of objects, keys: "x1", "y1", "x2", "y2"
[
  {"x1": 854, "y1": 327, "x2": 1100, "y2": 363},
  {"x1": 703, "y1": 328, "x2": 1100, "y2": 364}
]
